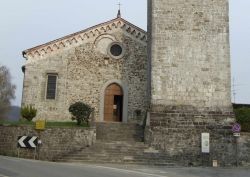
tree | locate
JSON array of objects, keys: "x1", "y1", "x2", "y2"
[
  {"x1": 69, "y1": 102, "x2": 93, "y2": 125},
  {"x1": 0, "y1": 65, "x2": 16, "y2": 119}
]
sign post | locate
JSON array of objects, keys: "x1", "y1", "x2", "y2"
[
  {"x1": 232, "y1": 123, "x2": 241, "y2": 167},
  {"x1": 35, "y1": 120, "x2": 46, "y2": 160},
  {"x1": 17, "y1": 136, "x2": 38, "y2": 159},
  {"x1": 201, "y1": 133, "x2": 210, "y2": 153},
  {"x1": 17, "y1": 136, "x2": 38, "y2": 148},
  {"x1": 35, "y1": 120, "x2": 46, "y2": 130},
  {"x1": 201, "y1": 133, "x2": 210, "y2": 166}
]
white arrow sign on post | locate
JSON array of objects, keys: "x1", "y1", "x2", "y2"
[
  {"x1": 17, "y1": 136, "x2": 38, "y2": 149},
  {"x1": 18, "y1": 136, "x2": 27, "y2": 148},
  {"x1": 28, "y1": 137, "x2": 38, "y2": 148}
]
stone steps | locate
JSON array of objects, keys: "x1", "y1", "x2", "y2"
[
  {"x1": 56, "y1": 140, "x2": 177, "y2": 166},
  {"x1": 95, "y1": 122, "x2": 144, "y2": 142},
  {"x1": 55, "y1": 123, "x2": 179, "y2": 166}
]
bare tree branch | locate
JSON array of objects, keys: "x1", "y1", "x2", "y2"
[{"x1": 0, "y1": 64, "x2": 16, "y2": 119}]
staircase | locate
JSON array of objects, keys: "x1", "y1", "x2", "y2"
[
  {"x1": 56, "y1": 122, "x2": 177, "y2": 166},
  {"x1": 96, "y1": 122, "x2": 144, "y2": 142}
]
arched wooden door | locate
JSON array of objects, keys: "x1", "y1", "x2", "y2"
[{"x1": 104, "y1": 83, "x2": 123, "y2": 122}]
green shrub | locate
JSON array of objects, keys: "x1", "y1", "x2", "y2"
[
  {"x1": 69, "y1": 102, "x2": 93, "y2": 125},
  {"x1": 20, "y1": 105, "x2": 37, "y2": 121},
  {"x1": 234, "y1": 107, "x2": 250, "y2": 132}
]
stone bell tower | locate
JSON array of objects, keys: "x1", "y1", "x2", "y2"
[{"x1": 147, "y1": 0, "x2": 235, "y2": 166}]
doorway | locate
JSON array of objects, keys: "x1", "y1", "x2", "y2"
[{"x1": 104, "y1": 83, "x2": 123, "y2": 122}]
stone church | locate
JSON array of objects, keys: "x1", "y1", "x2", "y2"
[
  {"x1": 22, "y1": 10, "x2": 148, "y2": 123},
  {"x1": 22, "y1": 0, "x2": 237, "y2": 166}
]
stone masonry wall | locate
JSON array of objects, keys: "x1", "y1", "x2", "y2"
[
  {"x1": 239, "y1": 133, "x2": 250, "y2": 166},
  {"x1": 146, "y1": 0, "x2": 237, "y2": 167},
  {"x1": 0, "y1": 125, "x2": 95, "y2": 161},
  {"x1": 67, "y1": 31, "x2": 148, "y2": 122},
  {"x1": 22, "y1": 27, "x2": 148, "y2": 122},
  {"x1": 145, "y1": 112, "x2": 241, "y2": 166},
  {"x1": 22, "y1": 49, "x2": 69, "y2": 120},
  {"x1": 148, "y1": 0, "x2": 232, "y2": 111}
]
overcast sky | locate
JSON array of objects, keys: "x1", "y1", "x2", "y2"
[{"x1": 0, "y1": 0, "x2": 249, "y2": 106}]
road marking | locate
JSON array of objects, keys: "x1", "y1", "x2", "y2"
[
  {"x1": 1, "y1": 156, "x2": 21, "y2": 162},
  {"x1": 137, "y1": 168, "x2": 169, "y2": 174},
  {"x1": 0, "y1": 174, "x2": 9, "y2": 177},
  {"x1": 85, "y1": 164, "x2": 169, "y2": 177},
  {"x1": 1, "y1": 156, "x2": 168, "y2": 177}
]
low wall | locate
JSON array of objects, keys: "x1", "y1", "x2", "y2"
[
  {"x1": 239, "y1": 133, "x2": 250, "y2": 166},
  {"x1": 145, "y1": 112, "x2": 250, "y2": 167},
  {"x1": 0, "y1": 125, "x2": 96, "y2": 161}
]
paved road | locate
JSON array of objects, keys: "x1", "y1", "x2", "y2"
[{"x1": 0, "y1": 156, "x2": 250, "y2": 177}]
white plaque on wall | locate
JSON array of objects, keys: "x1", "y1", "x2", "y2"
[{"x1": 201, "y1": 133, "x2": 210, "y2": 153}]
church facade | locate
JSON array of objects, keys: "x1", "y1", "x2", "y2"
[
  {"x1": 21, "y1": 0, "x2": 238, "y2": 166},
  {"x1": 22, "y1": 12, "x2": 149, "y2": 123}
]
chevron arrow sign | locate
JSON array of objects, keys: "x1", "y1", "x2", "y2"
[{"x1": 17, "y1": 136, "x2": 38, "y2": 148}]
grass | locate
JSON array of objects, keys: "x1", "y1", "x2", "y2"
[
  {"x1": 0, "y1": 119, "x2": 34, "y2": 126},
  {"x1": 46, "y1": 121, "x2": 88, "y2": 128},
  {"x1": 0, "y1": 119, "x2": 88, "y2": 128}
]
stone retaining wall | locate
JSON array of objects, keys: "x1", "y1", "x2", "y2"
[
  {"x1": 0, "y1": 125, "x2": 96, "y2": 161},
  {"x1": 239, "y1": 133, "x2": 250, "y2": 166},
  {"x1": 0, "y1": 124, "x2": 249, "y2": 166},
  {"x1": 145, "y1": 112, "x2": 250, "y2": 167}
]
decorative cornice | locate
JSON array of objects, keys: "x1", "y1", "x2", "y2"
[{"x1": 22, "y1": 17, "x2": 147, "y2": 59}]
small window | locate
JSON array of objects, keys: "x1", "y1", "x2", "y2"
[
  {"x1": 46, "y1": 74, "x2": 57, "y2": 100},
  {"x1": 108, "y1": 42, "x2": 125, "y2": 59},
  {"x1": 110, "y1": 44, "x2": 123, "y2": 56}
]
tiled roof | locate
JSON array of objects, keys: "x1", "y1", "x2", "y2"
[{"x1": 22, "y1": 17, "x2": 147, "y2": 58}]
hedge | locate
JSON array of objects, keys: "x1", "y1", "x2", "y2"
[{"x1": 234, "y1": 107, "x2": 250, "y2": 132}]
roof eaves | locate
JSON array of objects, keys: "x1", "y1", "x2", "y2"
[{"x1": 22, "y1": 17, "x2": 147, "y2": 57}]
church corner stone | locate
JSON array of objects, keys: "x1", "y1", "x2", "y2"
[{"x1": 146, "y1": 0, "x2": 236, "y2": 166}]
